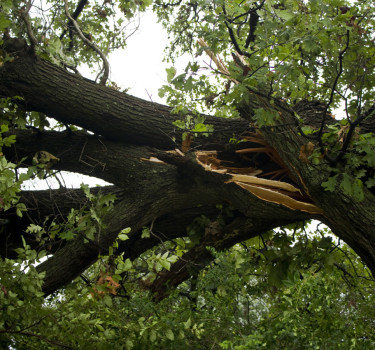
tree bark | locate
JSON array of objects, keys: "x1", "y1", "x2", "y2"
[
  {"x1": 3, "y1": 130, "x2": 312, "y2": 294},
  {"x1": 0, "y1": 53, "x2": 249, "y2": 150},
  {"x1": 1, "y1": 48, "x2": 374, "y2": 296}
]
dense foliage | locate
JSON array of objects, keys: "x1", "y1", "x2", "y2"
[
  {"x1": 1, "y1": 0, "x2": 375, "y2": 348},
  {"x1": 157, "y1": 0, "x2": 375, "y2": 198},
  {"x1": 1, "y1": 223, "x2": 375, "y2": 348}
]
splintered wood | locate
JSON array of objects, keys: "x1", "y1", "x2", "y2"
[
  {"x1": 195, "y1": 135, "x2": 323, "y2": 215},
  {"x1": 140, "y1": 132, "x2": 323, "y2": 215}
]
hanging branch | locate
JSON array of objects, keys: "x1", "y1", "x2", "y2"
[
  {"x1": 223, "y1": 5, "x2": 250, "y2": 58},
  {"x1": 59, "y1": 0, "x2": 89, "y2": 51},
  {"x1": 245, "y1": 0, "x2": 265, "y2": 48},
  {"x1": 59, "y1": 0, "x2": 89, "y2": 40},
  {"x1": 244, "y1": 11, "x2": 259, "y2": 48},
  {"x1": 63, "y1": 0, "x2": 109, "y2": 85}
]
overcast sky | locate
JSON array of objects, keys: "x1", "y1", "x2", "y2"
[{"x1": 108, "y1": 10, "x2": 168, "y2": 103}]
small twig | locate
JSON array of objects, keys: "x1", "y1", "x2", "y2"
[{"x1": 63, "y1": 0, "x2": 109, "y2": 85}]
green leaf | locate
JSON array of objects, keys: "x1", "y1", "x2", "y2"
[
  {"x1": 118, "y1": 233, "x2": 129, "y2": 241},
  {"x1": 340, "y1": 173, "x2": 352, "y2": 194},
  {"x1": 365, "y1": 177, "x2": 375, "y2": 188},
  {"x1": 150, "y1": 330, "x2": 157, "y2": 342},
  {"x1": 322, "y1": 175, "x2": 337, "y2": 192},
  {"x1": 253, "y1": 108, "x2": 279, "y2": 127},
  {"x1": 1, "y1": 124, "x2": 9, "y2": 133},
  {"x1": 166, "y1": 67, "x2": 177, "y2": 83},
  {"x1": 172, "y1": 120, "x2": 185, "y2": 129},
  {"x1": 155, "y1": 261, "x2": 163, "y2": 272},
  {"x1": 103, "y1": 295, "x2": 112, "y2": 307},
  {"x1": 352, "y1": 179, "x2": 364, "y2": 201},
  {"x1": 142, "y1": 227, "x2": 150, "y2": 238},
  {"x1": 192, "y1": 123, "x2": 207, "y2": 132},
  {"x1": 184, "y1": 318, "x2": 191, "y2": 329},
  {"x1": 26, "y1": 224, "x2": 43, "y2": 234},
  {"x1": 121, "y1": 227, "x2": 131, "y2": 234},
  {"x1": 0, "y1": 13, "x2": 11, "y2": 32},
  {"x1": 124, "y1": 258, "x2": 132, "y2": 271},
  {"x1": 0, "y1": 0, "x2": 13, "y2": 12},
  {"x1": 96, "y1": 323, "x2": 105, "y2": 332},
  {"x1": 275, "y1": 9, "x2": 294, "y2": 21},
  {"x1": 165, "y1": 329, "x2": 174, "y2": 341},
  {"x1": 3, "y1": 134, "x2": 16, "y2": 147},
  {"x1": 160, "y1": 259, "x2": 171, "y2": 271}
]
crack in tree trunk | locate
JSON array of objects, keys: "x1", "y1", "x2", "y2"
[{"x1": 1, "y1": 49, "x2": 375, "y2": 297}]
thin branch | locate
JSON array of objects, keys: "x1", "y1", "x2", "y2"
[
  {"x1": 59, "y1": 0, "x2": 89, "y2": 41},
  {"x1": 317, "y1": 30, "x2": 350, "y2": 152},
  {"x1": 62, "y1": 62, "x2": 81, "y2": 75},
  {"x1": 0, "y1": 329, "x2": 73, "y2": 349},
  {"x1": 20, "y1": 0, "x2": 38, "y2": 52},
  {"x1": 157, "y1": 0, "x2": 183, "y2": 9},
  {"x1": 63, "y1": 0, "x2": 109, "y2": 85},
  {"x1": 333, "y1": 107, "x2": 373, "y2": 164}
]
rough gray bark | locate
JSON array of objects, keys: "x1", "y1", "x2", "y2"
[
  {"x1": 0, "y1": 52, "x2": 249, "y2": 150},
  {"x1": 1, "y1": 47, "x2": 374, "y2": 297},
  {"x1": 2, "y1": 130, "x2": 311, "y2": 295}
]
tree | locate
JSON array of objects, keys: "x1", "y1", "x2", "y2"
[{"x1": 0, "y1": 0, "x2": 375, "y2": 348}]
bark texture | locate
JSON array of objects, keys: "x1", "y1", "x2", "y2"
[{"x1": 0, "y1": 48, "x2": 374, "y2": 298}]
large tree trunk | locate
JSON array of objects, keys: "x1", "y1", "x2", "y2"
[{"x1": 0, "y1": 48, "x2": 374, "y2": 297}]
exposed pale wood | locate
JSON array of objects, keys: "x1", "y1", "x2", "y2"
[
  {"x1": 236, "y1": 182, "x2": 323, "y2": 214},
  {"x1": 227, "y1": 174, "x2": 301, "y2": 193}
]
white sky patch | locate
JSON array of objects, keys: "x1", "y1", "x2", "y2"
[
  {"x1": 109, "y1": 10, "x2": 169, "y2": 103},
  {"x1": 79, "y1": 10, "x2": 170, "y2": 104},
  {"x1": 21, "y1": 171, "x2": 111, "y2": 190}
]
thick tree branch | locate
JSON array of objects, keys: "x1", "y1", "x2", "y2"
[
  {"x1": 2, "y1": 43, "x2": 375, "y2": 295},
  {"x1": 0, "y1": 51, "x2": 250, "y2": 149},
  {"x1": 258, "y1": 98, "x2": 375, "y2": 275},
  {"x1": 5, "y1": 129, "x2": 162, "y2": 186},
  {"x1": 1, "y1": 137, "x2": 315, "y2": 296}
]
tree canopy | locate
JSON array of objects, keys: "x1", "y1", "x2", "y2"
[{"x1": 1, "y1": 0, "x2": 375, "y2": 348}]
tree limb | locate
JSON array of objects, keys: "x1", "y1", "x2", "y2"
[{"x1": 63, "y1": 0, "x2": 109, "y2": 85}]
